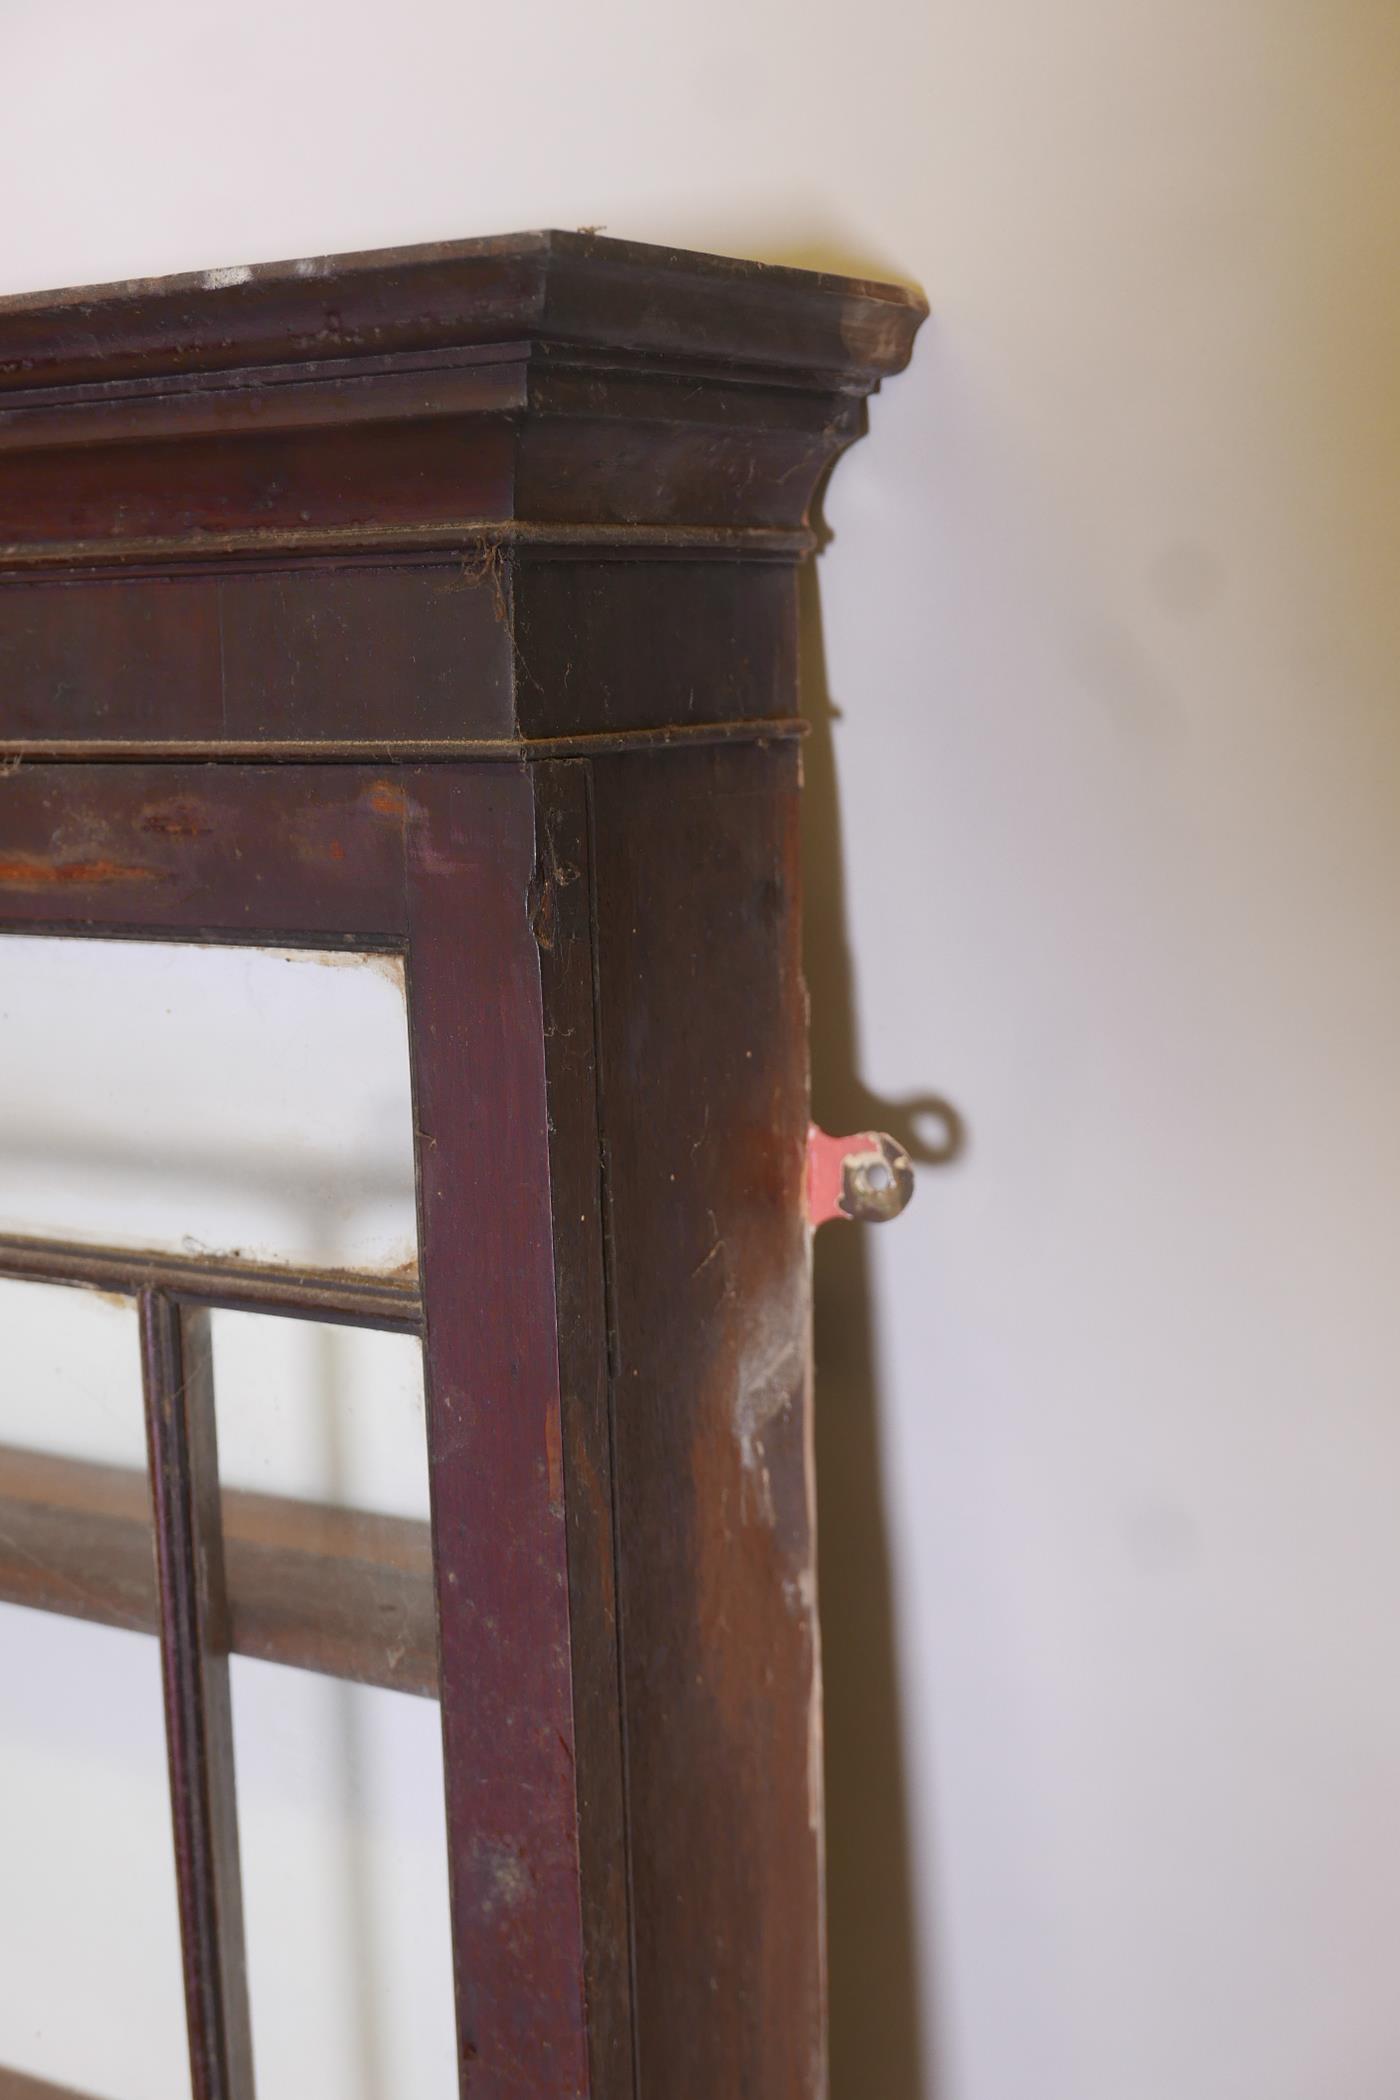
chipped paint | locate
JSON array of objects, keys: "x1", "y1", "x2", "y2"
[
  {"x1": 0, "y1": 853, "x2": 170, "y2": 889},
  {"x1": 138, "y1": 800, "x2": 212, "y2": 840},
  {"x1": 201, "y1": 263, "x2": 253, "y2": 290},
  {"x1": 474, "y1": 1837, "x2": 533, "y2": 1918},
  {"x1": 271, "y1": 944, "x2": 407, "y2": 991},
  {"x1": 732, "y1": 1274, "x2": 806, "y2": 1526},
  {"x1": 366, "y1": 778, "x2": 409, "y2": 820}
]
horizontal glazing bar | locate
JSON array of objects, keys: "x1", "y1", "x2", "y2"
[{"x1": 0, "y1": 1234, "x2": 422, "y2": 1330}]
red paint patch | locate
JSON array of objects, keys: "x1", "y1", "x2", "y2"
[
  {"x1": 805, "y1": 1124, "x2": 860, "y2": 1226},
  {"x1": 805, "y1": 1123, "x2": 915, "y2": 1226}
]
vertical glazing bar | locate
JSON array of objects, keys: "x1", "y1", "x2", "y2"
[{"x1": 139, "y1": 1290, "x2": 255, "y2": 2100}]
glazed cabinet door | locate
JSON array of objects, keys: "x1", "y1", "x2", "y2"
[{"x1": 0, "y1": 761, "x2": 604, "y2": 2100}]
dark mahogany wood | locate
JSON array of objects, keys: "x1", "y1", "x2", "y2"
[
  {"x1": 587, "y1": 741, "x2": 820, "y2": 2100},
  {"x1": 0, "y1": 232, "x2": 920, "y2": 390},
  {"x1": 530, "y1": 760, "x2": 634, "y2": 2100},
  {"x1": 403, "y1": 765, "x2": 593, "y2": 2096},
  {"x1": 0, "y1": 232, "x2": 924, "y2": 2100},
  {"x1": 0, "y1": 763, "x2": 413, "y2": 937},
  {"x1": 140, "y1": 1293, "x2": 255, "y2": 2100},
  {"x1": 0, "y1": 234, "x2": 918, "y2": 562},
  {"x1": 0, "y1": 564, "x2": 514, "y2": 747}
]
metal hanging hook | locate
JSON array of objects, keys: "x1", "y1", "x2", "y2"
[{"x1": 806, "y1": 1125, "x2": 916, "y2": 1227}]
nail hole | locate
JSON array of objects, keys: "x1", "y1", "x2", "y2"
[{"x1": 863, "y1": 1160, "x2": 893, "y2": 1192}]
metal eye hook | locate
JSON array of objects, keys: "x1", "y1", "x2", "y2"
[{"x1": 806, "y1": 1126, "x2": 916, "y2": 1227}]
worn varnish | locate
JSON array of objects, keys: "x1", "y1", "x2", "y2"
[{"x1": 0, "y1": 232, "x2": 924, "y2": 2099}]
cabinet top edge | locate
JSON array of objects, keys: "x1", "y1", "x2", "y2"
[{"x1": 0, "y1": 229, "x2": 929, "y2": 396}]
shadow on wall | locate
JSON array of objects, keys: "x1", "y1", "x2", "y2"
[
  {"x1": 801, "y1": 555, "x2": 962, "y2": 2100},
  {"x1": 766, "y1": 221, "x2": 962, "y2": 2100}
]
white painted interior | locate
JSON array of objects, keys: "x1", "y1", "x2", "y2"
[{"x1": 5, "y1": 3, "x2": 1400, "y2": 2094}]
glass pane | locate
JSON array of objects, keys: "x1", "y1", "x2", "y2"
[
  {"x1": 0, "y1": 1279, "x2": 189, "y2": 2098},
  {"x1": 212, "y1": 1312, "x2": 436, "y2": 1691},
  {"x1": 212, "y1": 1311, "x2": 431, "y2": 1519},
  {"x1": 211, "y1": 1314, "x2": 455, "y2": 2097},
  {"x1": 0, "y1": 1274, "x2": 149, "y2": 1469},
  {"x1": 232, "y1": 1660, "x2": 457, "y2": 2100},
  {"x1": 0, "y1": 935, "x2": 418, "y2": 1274}
]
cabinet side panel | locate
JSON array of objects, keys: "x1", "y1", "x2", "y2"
[
  {"x1": 510, "y1": 560, "x2": 798, "y2": 740},
  {"x1": 588, "y1": 741, "x2": 823, "y2": 2100}
]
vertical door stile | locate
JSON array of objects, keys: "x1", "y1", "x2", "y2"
[{"x1": 405, "y1": 766, "x2": 593, "y2": 2099}]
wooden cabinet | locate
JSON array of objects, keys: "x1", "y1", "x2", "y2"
[{"x1": 0, "y1": 232, "x2": 924, "y2": 2099}]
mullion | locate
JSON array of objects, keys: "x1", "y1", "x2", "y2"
[{"x1": 139, "y1": 1290, "x2": 255, "y2": 2100}]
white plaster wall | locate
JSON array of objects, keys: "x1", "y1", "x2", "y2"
[{"x1": 5, "y1": 3, "x2": 1400, "y2": 2095}]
